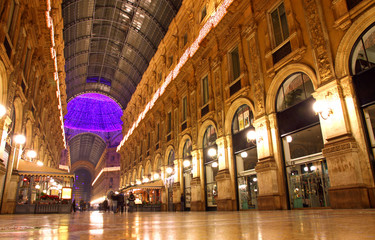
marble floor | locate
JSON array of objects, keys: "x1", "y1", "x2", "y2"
[{"x1": 0, "y1": 209, "x2": 374, "y2": 239}]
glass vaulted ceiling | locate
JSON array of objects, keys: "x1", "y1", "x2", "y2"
[
  {"x1": 62, "y1": 0, "x2": 182, "y2": 166},
  {"x1": 62, "y1": 0, "x2": 182, "y2": 108}
]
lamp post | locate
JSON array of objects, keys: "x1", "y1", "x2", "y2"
[{"x1": 0, "y1": 134, "x2": 26, "y2": 213}]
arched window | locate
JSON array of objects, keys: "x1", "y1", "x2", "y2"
[
  {"x1": 232, "y1": 105, "x2": 253, "y2": 134},
  {"x1": 350, "y1": 23, "x2": 375, "y2": 75},
  {"x1": 168, "y1": 150, "x2": 174, "y2": 166},
  {"x1": 203, "y1": 125, "x2": 217, "y2": 149},
  {"x1": 183, "y1": 139, "x2": 192, "y2": 160},
  {"x1": 276, "y1": 72, "x2": 314, "y2": 112}
]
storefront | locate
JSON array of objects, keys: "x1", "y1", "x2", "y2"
[
  {"x1": 276, "y1": 72, "x2": 330, "y2": 209},
  {"x1": 202, "y1": 125, "x2": 218, "y2": 210},
  {"x1": 166, "y1": 150, "x2": 175, "y2": 211},
  {"x1": 182, "y1": 139, "x2": 192, "y2": 210},
  {"x1": 351, "y1": 22, "x2": 375, "y2": 176},
  {"x1": 231, "y1": 104, "x2": 258, "y2": 210},
  {"x1": 122, "y1": 180, "x2": 163, "y2": 211},
  {"x1": 15, "y1": 160, "x2": 74, "y2": 214}
]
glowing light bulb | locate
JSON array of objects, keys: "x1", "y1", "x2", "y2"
[
  {"x1": 212, "y1": 162, "x2": 218, "y2": 168},
  {"x1": 208, "y1": 148, "x2": 217, "y2": 157},
  {"x1": 166, "y1": 167, "x2": 173, "y2": 174},
  {"x1": 183, "y1": 160, "x2": 191, "y2": 168},
  {"x1": 240, "y1": 152, "x2": 248, "y2": 158},
  {"x1": 286, "y1": 136, "x2": 293, "y2": 143}
]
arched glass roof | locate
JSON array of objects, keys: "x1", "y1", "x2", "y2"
[
  {"x1": 62, "y1": 0, "x2": 182, "y2": 108},
  {"x1": 65, "y1": 93, "x2": 123, "y2": 132}
]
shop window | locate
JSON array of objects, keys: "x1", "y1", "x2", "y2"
[
  {"x1": 203, "y1": 125, "x2": 218, "y2": 209},
  {"x1": 270, "y1": 2, "x2": 289, "y2": 47},
  {"x1": 276, "y1": 72, "x2": 314, "y2": 112},
  {"x1": 350, "y1": 23, "x2": 375, "y2": 75},
  {"x1": 232, "y1": 105, "x2": 253, "y2": 134}
]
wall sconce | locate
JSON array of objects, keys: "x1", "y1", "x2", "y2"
[
  {"x1": 183, "y1": 159, "x2": 191, "y2": 168},
  {"x1": 153, "y1": 173, "x2": 160, "y2": 179},
  {"x1": 208, "y1": 148, "x2": 217, "y2": 158},
  {"x1": 247, "y1": 130, "x2": 263, "y2": 144},
  {"x1": 166, "y1": 167, "x2": 173, "y2": 174},
  {"x1": 313, "y1": 100, "x2": 333, "y2": 120}
]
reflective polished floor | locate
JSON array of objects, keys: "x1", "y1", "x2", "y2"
[{"x1": 0, "y1": 209, "x2": 374, "y2": 239}]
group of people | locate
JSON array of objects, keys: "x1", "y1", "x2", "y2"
[{"x1": 101, "y1": 192, "x2": 136, "y2": 213}]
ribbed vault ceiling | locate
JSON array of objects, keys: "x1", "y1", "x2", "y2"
[
  {"x1": 62, "y1": 0, "x2": 182, "y2": 108},
  {"x1": 68, "y1": 133, "x2": 107, "y2": 166}
]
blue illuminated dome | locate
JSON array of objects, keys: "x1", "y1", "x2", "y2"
[{"x1": 65, "y1": 93, "x2": 123, "y2": 132}]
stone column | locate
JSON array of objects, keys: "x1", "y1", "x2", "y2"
[
  {"x1": 215, "y1": 136, "x2": 235, "y2": 210},
  {"x1": 315, "y1": 81, "x2": 375, "y2": 208},
  {"x1": 0, "y1": 116, "x2": 11, "y2": 209},
  {"x1": 190, "y1": 149, "x2": 204, "y2": 211},
  {"x1": 254, "y1": 115, "x2": 284, "y2": 210}
]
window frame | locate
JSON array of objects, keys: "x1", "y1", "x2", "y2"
[
  {"x1": 201, "y1": 75, "x2": 209, "y2": 107},
  {"x1": 182, "y1": 96, "x2": 188, "y2": 123},
  {"x1": 269, "y1": 1, "x2": 290, "y2": 48},
  {"x1": 228, "y1": 45, "x2": 241, "y2": 84}
]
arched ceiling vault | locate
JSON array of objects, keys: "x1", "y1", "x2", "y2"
[
  {"x1": 62, "y1": 0, "x2": 183, "y2": 108},
  {"x1": 68, "y1": 133, "x2": 107, "y2": 167}
]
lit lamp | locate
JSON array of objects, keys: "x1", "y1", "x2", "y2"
[
  {"x1": 26, "y1": 150, "x2": 37, "y2": 164},
  {"x1": 247, "y1": 129, "x2": 262, "y2": 143},
  {"x1": 0, "y1": 105, "x2": 6, "y2": 118},
  {"x1": 183, "y1": 159, "x2": 191, "y2": 168},
  {"x1": 166, "y1": 167, "x2": 173, "y2": 175},
  {"x1": 207, "y1": 148, "x2": 217, "y2": 158},
  {"x1": 313, "y1": 100, "x2": 333, "y2": 120},
  {"x1": 153, "y1": 173, "x2": 160, "y2": 180}
]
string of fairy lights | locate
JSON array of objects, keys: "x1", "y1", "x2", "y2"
[
  {"x1": 45, "y1": 0, "x2": 66, "y2": 148},
  {"x1": 117, "y1": 0, "x2": 234, "y2": 152}
]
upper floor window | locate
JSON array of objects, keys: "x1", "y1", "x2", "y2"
[
  {"x1": 229, "y1": 46, "x2": 241, "y2": 82},
  {"x1": 158, "y1": 72, "x2": 163, "y2": 82},
  {"x1": 276, "y1": 72, "x2": 314, "y2": 112},
  {"x1": 201, "y1": 5, "x2": 207, "y2": 22},
  {"x1": 147, "y1": 132, "x2": 151, "y2": 150},
  {"x1": 167, "y1": 112, "x2": 172, "y2": 133},
  {"x1": 183, "y1": 33, "x2": 188, "y2": 46},
  {"x1": 202, "y1": 75, "x2": 209, "y2": 106},
  {"x1": 270, "y1": 2, "x2": 289, "y2": 47},
  {"x1": 182, "y1": 96, "x2": 187, "y2": 122},
  {"x1": 168, "y1": 56, "x2": 173, "y2": 68},
  {"x1": 156, "y1": 123, "x2": 160, "y2": 142},
  {"x1": 7, "y1": 0, "x2": 18, "y2": 39},
  {"x1": 350, "y1": 23, "x2": 375, "y2": 75}
]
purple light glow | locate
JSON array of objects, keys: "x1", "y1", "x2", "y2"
[{"x1": 65, "y1": 93, "x2": 123, "y2": 132}]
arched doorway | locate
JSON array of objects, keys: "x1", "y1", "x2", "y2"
[
  {"x1": 182, "y1": 139, "x2": 192, "y2": 210},
  {"x1": 231, "y1": 104, "x2": 258, "y2": 210},
  {"x1": 73, "y1": 168, "x2": 92, "y2": 203},
  {"x1": 203, "y1": 125, "x2": 218, "y2": 210},
  {"x1": 276, "y1": 72, "x2": 330, "y2": 209}
]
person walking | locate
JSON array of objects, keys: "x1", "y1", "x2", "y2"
[
  {"x1": 72, "y1": 199, "x2": 76, "y2": 212},
  {"x1": 103, "y1": 199, "x2": 109, "y2": 212},
  {"x1": 180, "y1": 194, "x2": 185, "y2": 211},
  {"x1": 118, "y1": 193, "x2": 125, "y2": 213},
  {"x1": 128, "y1": 192, "x2": 135, "y2": 213}
]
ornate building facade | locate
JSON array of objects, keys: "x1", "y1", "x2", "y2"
[
  {"x1": 0, "y1": 0, "x2": 67, "y2": 213},
  {"x1": 118, "y1": 0, "x2": 375, "y2": 211}
]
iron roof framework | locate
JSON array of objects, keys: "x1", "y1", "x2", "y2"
[{"x1": 62, "y1": 0, "x2": 182, "y2": 109}]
